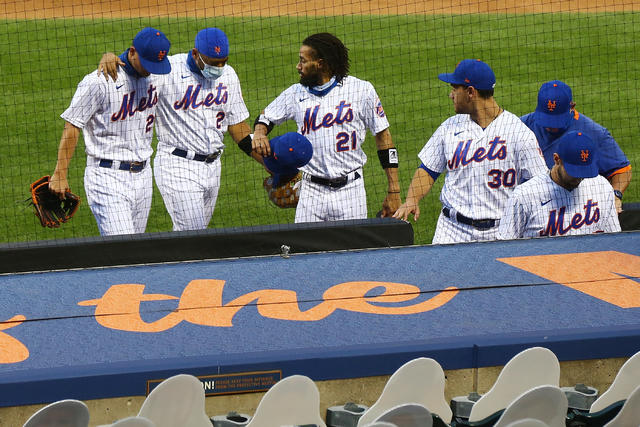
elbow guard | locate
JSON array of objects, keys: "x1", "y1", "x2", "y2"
[
  {"x1": 254, "y1": 114, "x2": 275, "y2": 134},
  {"x1": 378, "y1": 148, "x2": 399, "y2": 168}
]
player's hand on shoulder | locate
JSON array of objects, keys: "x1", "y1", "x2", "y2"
[
  {"x1": 97, "y1": 52, "x2": 124, "y2": 82},
  {"x1": 380, "y1": 192, "x2": 402, "y2": 218}
]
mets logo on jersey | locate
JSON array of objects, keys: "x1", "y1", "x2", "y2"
[
  {"x1": 376, "y1": 99, "x2": 385, "y2": 118},
  {"x1": 540, "y1": 200, "x2": 600, "y2": 236},
  {"x1": 546, "y1": 100, "x2": 557, "y2": 112},
  {"x1": 300, "y1": 101, "x2": 354, "y2": 135},
  {"x1": 111, "y1": 85, "x2": 158, "y2": 122},
  {"x1": 447, "y1": 136, "x2": 507, "y2": 170}
]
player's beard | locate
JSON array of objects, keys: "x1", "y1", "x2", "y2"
[{"x1": 299, "y1": 66, "x2": 322, "y2": 88}]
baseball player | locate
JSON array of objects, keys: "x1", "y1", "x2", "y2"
[
  {"x1": 393, "y1": 59, "x2": 548, "y2": 244},
  {"x1": 499, "y1": 131, "x2": 621, "y2": 239},
  {"x1": 98, "y1": 28, "x2": 267, "y2": 231},
  {"x1": 521, "y1": 80, "x2": 631, "y2": 213},
  {"x1": 50, "y1": 27, "x2": 171, "y2": 236},
  {"x1": 252, "y1": 32, "x2": 401, "y2": 223}
]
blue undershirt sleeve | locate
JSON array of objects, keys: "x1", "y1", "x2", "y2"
[{"x1": 419, "y1": 163, "x2": 441, "y2": 181}]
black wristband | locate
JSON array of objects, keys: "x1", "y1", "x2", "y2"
[
  {"x1": 614, "y1": 189, "x2": 623, "y2": 200},
  {"x1": 254, "y1": 114, "x2": 274, "y2": 134},
  {"x1": 378, "y1": 148, "x2": 399, "y2": 169},
  {"x1": 238, "y1": 134, "x2": 253, "y2": 156}
]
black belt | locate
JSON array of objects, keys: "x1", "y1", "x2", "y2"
[
  {"x1": 310, "y1": 171, "x2": 361, "y2": 189},
  {"x1": 442, "y1": 207, "x2": 497, "y2": 230},
  {"x1": 99, "y1": 159, "x2": 146, "y2": 172},
  {"x1": 171, "y1": 148, "x2": 220, "y2": 163}
]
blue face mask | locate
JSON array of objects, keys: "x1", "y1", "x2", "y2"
[{"x1": 199, "y1": 53, "x2": 225, "y2": 80}]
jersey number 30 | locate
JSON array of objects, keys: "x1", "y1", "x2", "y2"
[
  {"x1": 336, "y1": 131, "x2": 357, "y2": 152},
  {"x1": 487, "y1": 168, "x2": 516, "y2": 188}
]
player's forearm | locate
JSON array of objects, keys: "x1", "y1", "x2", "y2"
[
  {"x1": 230, "y1": 121, "x2": 267, "y2": 162},
  {"x1": 375, "y1": 129, "x2": 400, "y2": 192},
  {"x1": 53, "y1": 122, "x2": 80, "y2": 178},
  {"x1": 384, "y1": 167, "x2": 401, "y2": 193},
  {"x1": 405, "y1": 167, "x2": 435, "y2": 205},
  {"x1": 228, "y1": 121, "x2": 251, "y2": 143}
]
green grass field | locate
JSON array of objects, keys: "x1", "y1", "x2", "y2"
[{"x1": 1, "y1": 13, "x2": 638, "y2": 245}]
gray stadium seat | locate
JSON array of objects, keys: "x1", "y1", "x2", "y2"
[
  {"x1": 106, "y1": 417, "x2": 157, "y2": 427},
  {"x1": 370, "y1": 403, "x2": 433, "y2": 427},
  {"x1": 603, "y1": 384, "x2": 640, "y2": 426},
  {"x1": 23, "y1": 399, "x2": 90, "y2": 427},
  {"x1": 356, "y1": 357, "x2": 452, "y2": 426},
  {"x1": 137, "y1": 374, "x2": 211, "y2": 427},
  {"x1": 364, "y1": 423, "x2": 397, "y2": 427},
  {"x1": 502, "y1": 420, "x2": 549, "y2": 427},
  {"x1": 564, "y1": 351, "x2": 640, "y2": 426},
  {"x1": 245, "y1": 375, "x2": 326, "y2": 427},
  {"x1": 467, "y1": 347, "x2": 560, "y2": 423},
  {"x1": 493, "y1": 385, "x2": 568, "y2": 427},
  {"x1": 589, "y1": 350, "x2": 640, "y2": 413}
]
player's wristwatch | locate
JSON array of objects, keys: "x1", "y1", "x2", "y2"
[{"x1": 613, "y1": 189, "x2": 623, "y2": 200}]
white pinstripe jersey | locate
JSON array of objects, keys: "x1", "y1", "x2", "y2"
[
  {"x1": 61, "y1": 68, "x2": 158, "y2": 162},
  {"x1": 498, "y1": 173, "x2": 621, "y2": 239},
  {"x1": 419, "y1": 110, "x2": 548, "y2": 220},
  {"x1": 155, "y1": 54, "x2": 250, "y2": 154},
  {"x1": 263, "y1": 75, "x2": 390, "y2": 179}
]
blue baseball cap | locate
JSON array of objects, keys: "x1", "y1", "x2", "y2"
[
  {"x1": 535, "y1": 80, "x2": 573, "y2": 129},
  {"x1": 133, "y1": 27, "x2": 171, "y2": 75},
  {"x1": 195, "y1": 28, "x2": 229, "y2": 59},
  {"x1": 556, "y1": 131, "x2": 599, "y2": 179},
  {"x1": 438, "y1": 59, "x2": 496, "y2": 90},
  {"x1": 264, "y1": 132, "x2": 313, "y2": 185}
]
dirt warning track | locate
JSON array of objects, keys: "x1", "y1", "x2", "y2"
[{"x1": 1, "y1": 0, "x2": 636, "y2": 19}]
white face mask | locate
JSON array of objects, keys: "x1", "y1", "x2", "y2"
[{"x1": 199, "y1": 53, "x2": 225, "y2": 80}]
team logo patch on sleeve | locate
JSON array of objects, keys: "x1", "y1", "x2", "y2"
[{"x1": 376, "y1": 99, "x2": 386, "y2": 118}]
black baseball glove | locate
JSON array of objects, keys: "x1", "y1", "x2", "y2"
[{"x1": 29, "y1": 176, "x2": 80, "y2": 228}]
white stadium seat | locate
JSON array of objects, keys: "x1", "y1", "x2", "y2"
[
  {"x1": 468, "y1": 347, "x2": 560, "y2": 422},
  {"x1": 245, "y1": 375, "x2": 326, "y2": 427},
  {"x1": 23, "y1": 399, "x2": 90, "y2": 427},
  {"x1": 370, "y1": 403, "x2": 433, "y2": 427},
  {"x1": 502, "y1": 419, "x2": 549, "y2": 427},
  {"x1": 493, "y1": 385, "x2": 568, "y2": 427},
  {"x1": 109, "y1": 417, "x2": 157, "y2": 427},
  {"x1": 357, "y1": 357, "x2": 451, "y2": 426},
  {"x1": 603, "y1": 383, "x2": 640, "y2": 426},
  {"x1": 137, "y1": 374, "x2": 211, "y2": 427},
  {"x1": 590, "y1": 350, "x2": 640, "y2": 413}
]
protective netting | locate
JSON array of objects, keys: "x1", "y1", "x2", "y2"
[{"x1": 1, "y1": 0, "x2": 637, "y2": 244}]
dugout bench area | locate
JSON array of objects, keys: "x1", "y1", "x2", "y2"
[{"x1": 0, "y1": 218, "x2": 638, "y2": 425}]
